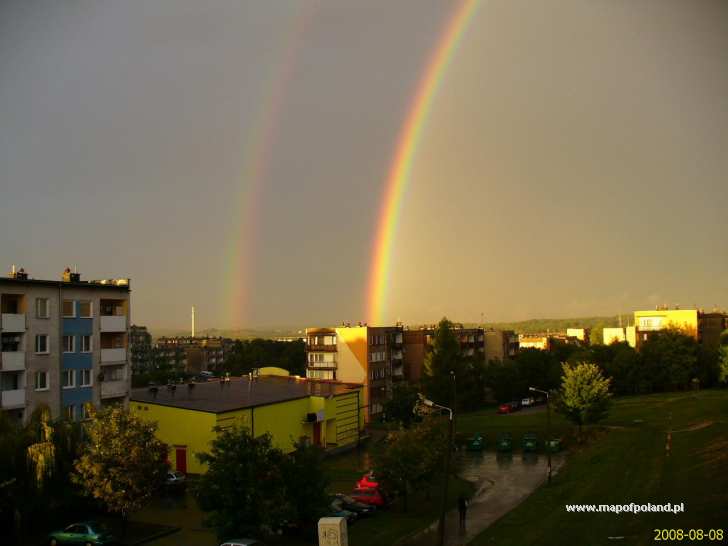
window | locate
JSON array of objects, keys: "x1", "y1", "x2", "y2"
[
  {"x1": 80, "y1": 369, "x2": 92, "y2": 387},
  {"x1": 35, "y1": 298, "x2": 50, "y2": 319},
  {"x1": 81, "y1": 403, "x2": 92, "y2": 420},
  {"x1": 35, "y1": 334, "x2": 49, "y2": 354},
  {"x1": 78, "y1": 301, "x2": 92, "y2": 318},
  {"x1": 62, "y1": 335, "x2": 75, "y2": 353},
  {"x1": 64, "y1": 405, "x2": 75, "y2": 421},
  {"x1": 34, "y1": 371, "x2": 49, "y2": 391},
  {"x1": 62, "y1": 369, "x2": 75, "y2": 389},
  {"x1": 62, "y1": 300, "x2": 75, "y2": 318},
  {"x1": 81, "y1": 335, "x2": 92, "y2": 353}
]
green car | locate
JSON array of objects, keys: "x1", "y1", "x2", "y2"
[{"x1": 48, "y1": 521, "x2": 115, "y2": 546}]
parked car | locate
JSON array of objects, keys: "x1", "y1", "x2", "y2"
[
  {"x1": 497, "y1": 403, "x2": 512, "y2": 414},
  {"x1": 521, "y1": 397, "x2": 534, "y2": 407},
  {"x1": 165, "y1": 470, "x2": 186, "y2": 487},
  {"x1": 329, "y1": 499, "x2": 358, "y2": 523},
  {"x1": 356, "y1": 471, "x2": 379, "y2": 490},
  {"x1": 351, "y1": 487, "x2": 387, "y2": 507},
  {"x1": 48, "y1": 521, "x2": 115, "y2": 546},
  {"x1": 219, "y1": 540, "x2": 267, "y2": 546},
  {"x1": 334, "y1": 494, "x2": 376, "y2": 517},
  {"x1": 509, "y1": 400, "x2": 522, "y2": 412}
]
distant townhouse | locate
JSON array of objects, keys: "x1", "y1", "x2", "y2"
[
  {"x1": 0, "y1": 266, "x2": 131, "y2": 423},
  {"x1": 402, "y1": 325, "x2": 485, "y2": 382},
  {"x1": 633, "y1": 307, "x2": 727, "y2": 349},
  {"x1": 483, "y1": 329, "x2": 519, "y2": 363},
  {"x1": 603, "y1": 326, "x2": 637, "y2": 347},
  {"x1": 566, "y1": 328, "x2": 591, "y2": 345},
  {"x1": 129, "y1": 324, "x2": 153, "y2": 373},
  {"x1": 305, "y1": 324, "x2": 404, "y2": 420}
]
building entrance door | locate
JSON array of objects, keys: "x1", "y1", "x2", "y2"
[
  {"x1": 175, "y1": 447, "x2": 187, "y2": 473},
  {"x1": 313, "y1": 422, "x2": 322, "y2": 446}
]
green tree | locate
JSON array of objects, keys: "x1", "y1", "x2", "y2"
[
  {"x1": 281, "y1": 441, "x2": 330, "y2": 537},
  {"x1": 719, "y1": 330, "x2": 728, "y2": 385},
  {"x1": 372, "y1": 418, "x2": 449, "y2": 512},
  {"x1": 555, "y1": 362, "x2": 612, "y2": 439},
  {"x1": 73, "y1": 406, "x2": 168, "y2": 533},
  {"x1": 384, "y1": 382, "x2": 420, "y2": 427},
  {"x1": 195, "y1": 428, "x2": 291, "y2": 540},
  {"x1": 422, "y1": 318, "x2": 464, "y2": 409},
  {"x1": 640, "y1": 330, "x2": 698, "y2": 391}
]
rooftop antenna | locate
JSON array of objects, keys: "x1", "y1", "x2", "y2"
[{"x1": 191, "y1": 306, "x2": 195, "y2": 338}]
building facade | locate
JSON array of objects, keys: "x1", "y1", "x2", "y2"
[
  {"x1": 633, "y1": 308, "x2": 727, "y2": 349},
  {"x1": 129, "y1": 324, "x2": 153, "y2": 374},
  {"x1": 305, "y1": 325, "x2": 404, "y2": 420},
  {"x1": 0, "y1": 267, "x2": 131, "y2": 423},
  {"x1": 154, "y1": 336, "x2": 232, "y2": 375},
  {"x1": 402, "y1": 326, "x2": 485, "y2": 382},
  {"x1": 483, "y1": 329, "x2": 519, "y2": 363},
  {"x1": 131, "y1": 375, "x2": 363, "y2": 474}
]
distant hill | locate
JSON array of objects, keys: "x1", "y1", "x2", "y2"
[
  {"x1": 146, "y1": 326, "x2": 304, "y2": 341},
  {"x1": 480, "y1": 315, "x2": 629, "y2": 335}
]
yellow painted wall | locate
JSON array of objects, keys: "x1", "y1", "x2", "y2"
[
  {"x1": 131, "y1": 402, "x2": 217, "y2": 474},
  {"x1": 132, "y1": 386, "x2": 363, "y2": 474},
  {"x1": 634, "y1": 310, "x2": 699, "y2": 337}
]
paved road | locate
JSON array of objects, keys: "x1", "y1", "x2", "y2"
[{"x1": 402, "y1": 451, "x2": 566, "y2": 546}]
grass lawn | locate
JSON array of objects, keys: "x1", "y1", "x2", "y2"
[
  {"x1": 323, "y1": 445, "x2": 475, "y2": 546},
  {"x1": 465, "y1": 389, "x2": 728, "y2": 546}
]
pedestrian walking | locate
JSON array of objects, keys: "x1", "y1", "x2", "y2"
[{"x1": 458, "y1": 494, "x2": 468, "y2": 529}]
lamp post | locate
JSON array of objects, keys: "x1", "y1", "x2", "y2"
[
  {"x1": 529, "y1": 386, "x2": 551, "y2": 484},
  {"x1": 414, "y1": 375, "x2": 455, "y2": 546}
]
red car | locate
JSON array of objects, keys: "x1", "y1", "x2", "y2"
[
  {"x1": 356, "y1": 472, "x2": 379, "y2": 490},
  {"x1": 351, "y1": 487, "x2": 387, "y2": 507},
  {"x1": 497, "y1": 403, "x2": 512, "y2": 414}
]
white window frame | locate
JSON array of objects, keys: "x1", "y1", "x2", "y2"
[
  {"x1": 62, "y1": 369, "x2": 76, "y2": 389},
  {"x1": 35, "y1": 298, "x2": 50, "y2": 319},
  {"x1": 80, "y1": 369, "x2": 92, "y2": 387},
  {"x1": 35, "y1": 334, "x2": 50, "y2": 354},
  {"x1": 78, "y1": 301, "x2": 92, "y2": 319},
  {"x1": 62, "y1": 300, "x2": 76, "y2": 318},
  {"x1": 81, "y1": 335, "x2": 92, "y2": 353},
  {"x1": 81, "y1": 403, "x2": 92, "y2": 420},
  {"x1": 34, "y1": 371, "x2": 49, "y2": 391},
  {"x1": 62, "y1": 335, "x2": 76, "y2": 354}
]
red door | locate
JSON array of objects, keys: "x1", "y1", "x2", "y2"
[
  {"x1": 313, "y1": 422, "x2": 322, "y2": 446},
  {"x1": 175, "y1": 447, "x2": 187, "y2": 473}
]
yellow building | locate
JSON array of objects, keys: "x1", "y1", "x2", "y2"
[
  {"x1": 633, "y1": 308, "x2": 727, "y2": 348},
  {"x1": 131, "y1": 376, "x2": 363, "y2": 474}
]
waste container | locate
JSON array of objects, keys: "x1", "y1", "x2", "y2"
[
  {"x1": 545, "y1": 438, "x2": 562, "y2": 453},
  {"x1": 522, "y1": 432, "x2": 539, "y2": 452},
  {"x1": 496, "y1": 432, "x2": 512, "y2": 452},
  {"x1": 467, "y1": 433, "x2": 484, "y2": 452}
]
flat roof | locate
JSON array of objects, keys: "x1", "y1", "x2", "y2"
[
  {"x1": 0, "y1": 277, "x2": 130, "y2": 291},
  {"x1": 131, "y1": 376, "x2": 361, "y2": 413}
]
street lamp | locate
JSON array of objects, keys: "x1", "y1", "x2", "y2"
[
  {"x1": 529, "y1": 386, "x2": 552, "y2": 484},
  {"x1": 416, "y1": 372, "x2": 455, "y2": 546}
]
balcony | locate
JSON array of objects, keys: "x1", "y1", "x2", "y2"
[
  {"x1": 1, "y1": 352, "x2": 25, "y2": 372},
  {"x1": 101, "y1": 380, "x2": 128, "y2": 399},
  {"x1": 391, "y1": 350, "x2": 403, "y2": 360},
  {"x1": 1, "y1": 389, "x2": 25, "y2": 408},
  {"x1": 1, "y1": 314, "x2": 25, "y2": 332},
  {"x1": 101, "y1": 348, "x2": 127, "y2": 363},
  {"x1": 100, "y1": 315, "x2": 127, "y2": 332},
  {"x1": 307, "y1": 344, "x2": 337, "y2": 352},
  {"x1": 392, "y1": 365, "x2": 404, "y2": 377}
]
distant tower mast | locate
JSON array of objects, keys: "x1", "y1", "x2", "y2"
[{"x1": 192, "y1": 306, "x2": 195, "y2": 338}]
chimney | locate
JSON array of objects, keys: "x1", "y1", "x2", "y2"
[{"x1": 62, "y1": 267, "x2": 81, "y2": 282}]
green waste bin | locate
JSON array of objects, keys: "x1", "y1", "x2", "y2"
[
  {"x1": 496, "y1": 432, "x2": 512, "y2": 452},
  {"x1": 545, "y1": 438, "x2": 562, "y2": 453},
  {"x1": 522, "y1": 432, "x2": 539, "y2": 452},
  {"x1": 467, "y1": 433, "x2": 485, "y2": 452}
]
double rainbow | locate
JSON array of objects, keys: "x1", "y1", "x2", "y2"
[{"x1": 366, "y1": 0, "x2": 481, "y2": 324}]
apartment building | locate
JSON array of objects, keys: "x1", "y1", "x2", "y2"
[
  {"x1": 305, "y1": 324, "x2": 403, "y2": 420},
  {"x1": 154, "y1": 336, "x2": 231, "y2": 374},
  {"x1": 402, "y1": 326, "x2": 485, "y2": 382},
  {"x1": 483, "y1": 329, "x2": 519, "y2": 363},
  {"x1": 0, "y1": 267, "x2": 131, "y2": 423},
  {"x1": 633, "y1": 307, "x2": 727, "y2": 349},
  {"x1": 129, "y1": 324, "x2": 153, "y2": 373},
  {"x1": 603, "y1": 326, "x2": 637, "y2": 347}
]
